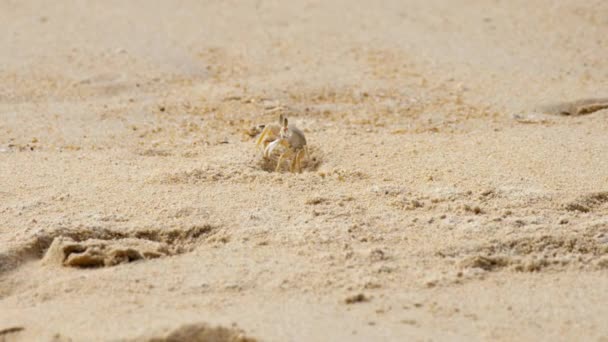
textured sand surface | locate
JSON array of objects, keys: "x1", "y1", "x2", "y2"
[{"x1": 1, "y1": 1, "x2": 608, "y2": 341}]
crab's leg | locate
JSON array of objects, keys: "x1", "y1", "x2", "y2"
[
  {"x1": 304, "y1": 145, "x2": 310, "y2": 159},
  {"x1": 295, "y1": 149, "x2": 305, "y2": 173},
  {"x1": 290, "y1": 151, "x2": 297, "y2": 173},
  {"x1": 276, "y1": 149, "x2": 293, "y2": 172},
  {"x1": 290, "y1": 149, "x2": 304, "y2": 173},
  {"x1": 255, "y1": 125, "x2": 272, "y2": 149}
]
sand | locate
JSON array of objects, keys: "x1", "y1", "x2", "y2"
[{"x1": 1, "y1": 1, "x2": 608, "y2": 341}]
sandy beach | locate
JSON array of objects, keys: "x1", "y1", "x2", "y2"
[{"x1": 1, "y1": 1, "x2": 608, "y2": 341}]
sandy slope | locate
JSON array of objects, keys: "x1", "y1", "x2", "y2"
[{"x1": 1, "y1": 1, "x2": 608, "y2": 341}]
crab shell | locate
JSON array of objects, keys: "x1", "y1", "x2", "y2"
[{"x1": 264, "y1": 122, "x2": 305, "y2": 154}]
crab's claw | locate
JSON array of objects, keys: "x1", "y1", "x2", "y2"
[
  {"x1": 263, "y1": 138, "x2": 290, "y2": 158},
  {"x1": 263, "y1": 139, "x2": 281, "y2": 158}
]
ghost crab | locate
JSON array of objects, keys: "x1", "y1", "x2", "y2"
[{"x1": 255, "y1": 114, "x2": 308, "y2": 172}]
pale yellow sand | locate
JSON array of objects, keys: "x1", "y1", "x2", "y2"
[{"x1": 1, "y1": 1, "x2": 608, "y2": 341}]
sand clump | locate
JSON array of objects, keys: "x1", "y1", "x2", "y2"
[
  {"x1": 344, "y1": 293, "x2": 371, "y2": 305},
  {"x1": 0, "y1": 225, "x2": 218, "y2": 274},
  {"x1": 41, "y1": 236, "x2": 171, "y2": 268}
]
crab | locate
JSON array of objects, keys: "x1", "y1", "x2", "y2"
[{"x1": 255, "y1": 114, "x2": 308, "y2": 172}]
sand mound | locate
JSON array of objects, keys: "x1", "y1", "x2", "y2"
[
  {"x1": 564, "y1": 192, "x2": 608, "y2": 213},
  {"x1": 539, "y1": 98, "x2": 608, "y2": 116},
  {"x1": 133, "y1": 323, "x2": 257, "y2": 342},
  {"x1": 457, "y1": 231, "x2": 608, "y2": 272}
]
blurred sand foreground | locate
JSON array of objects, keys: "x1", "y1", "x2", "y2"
[{"x1": 1, "y1": 1, "x2": 608, "y2": 341}]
